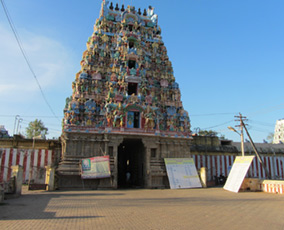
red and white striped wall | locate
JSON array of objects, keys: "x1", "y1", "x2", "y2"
[
  {"x1": 248, "y1": 156, "x2": 284, "y2": 180},
  {"x1": 1, "y1": 149, "x2": 283, "y2": 185},
  {"x1": 0, "y1": 148, "x2": 55, "y2": 184},
  {"x1": 192, "y1": 154, "x2": 284, "y2": 181},
  {"x1": 262, "y1": 182, "x2": 284, "y2": 194},
  {"x1": 192, "y1": 154, "x2": 235, "y2": 182}
]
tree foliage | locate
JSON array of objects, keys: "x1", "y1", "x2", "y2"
[
  {"x1": 26, "y1": 119, "x2": 48, "y2": 139},
  {"x1": 266, "y1": 132, "x2": 274, "y2": 143},
  {"x1": 198, "y1": 129, "x2": 218, "y2": 137}
]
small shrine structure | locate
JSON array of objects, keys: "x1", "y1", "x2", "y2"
[{"x1": 58, "y1": 1, "x2": 191, "y2": 189}]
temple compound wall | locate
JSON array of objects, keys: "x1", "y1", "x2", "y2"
[
  {"x1": 1, "y1": 136, "x2": 284, "y2": 189},
  {"x1": 58, "y1": 132, "x2": 191, "y2": 189}
]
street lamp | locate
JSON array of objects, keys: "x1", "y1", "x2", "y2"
[
  {"x1": 228, "y1": 126, "x2": 240, "y2": 135},
  {"x1": 16, "y1": 118, "x2": 23, "y2": 135},
  {"x1": 13, "y1": 115, "x2": 20, "y2": 135},
  {"x1": 228, "y1": 126, "x2": 245, "y2": 157}
]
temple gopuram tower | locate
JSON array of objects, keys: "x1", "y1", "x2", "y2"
[{"x1": 58, "y1": 1, "x2": 191, "y2": 189}]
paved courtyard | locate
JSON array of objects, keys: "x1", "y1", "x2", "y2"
[{"x1": 0, "y1": 186, "x2": 284, "y2": 230}]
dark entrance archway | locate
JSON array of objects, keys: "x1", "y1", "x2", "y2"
[{"x1": 117, "y1": 139, "x2": 145, "y2": 188}]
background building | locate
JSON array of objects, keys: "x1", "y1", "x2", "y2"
[
  {"x1": 273, "y1": 119, "x2": 284, "y2": 144},
  {"x1": 0, "y1": 126, "x2": 10, "y2": 139}
]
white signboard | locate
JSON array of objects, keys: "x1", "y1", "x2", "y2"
[
  {"x1": 164, "y1": 158, "x2": 202, "y2": 189},
  {"x1": 224, "y1": 156, "x2": 255, "y2": 193}
]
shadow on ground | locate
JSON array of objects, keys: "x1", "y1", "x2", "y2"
[{"x1": 0, "y1": 189, "x2": 125, "y2": 220}]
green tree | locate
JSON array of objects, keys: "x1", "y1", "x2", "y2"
[
  {"x1": 26, "y1": 119, "x2": 48, "y2": 139},
  {"x1": 196, "y1": 129, "x2": 227, "y2": 140},
  {"x1": 219, "y1": 134, "x2": 226, "y2": 140},
  {"x1": 198, "y1": 129, "x2": 218, "y2": 137},
  {"x1": 266, "y1": 132, "x2": 274, "y2": 143}
]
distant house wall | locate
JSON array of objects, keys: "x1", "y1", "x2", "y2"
[{"x1": 0, "y1": 137, "x2": 61, "y2": 184}]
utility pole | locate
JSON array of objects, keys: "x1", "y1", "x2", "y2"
[
  {"x1": 232, "y1": 113, "x2": 271, "y2": 179},
  {"x1": 234, "y1": 113, "x2": 246, "y2": 157}
]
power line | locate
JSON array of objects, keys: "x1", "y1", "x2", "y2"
[
  {"x1": 247, "y1": 119, "x2": 275, "y2": 127},
  {"x1": 247, "y1": 103, "x2": 284, "y2": 117},
  {"x1": 0, "y1": 0, "x2": 60, "y2": 122},
  {"x1": 201, "y1": 120, "x2": 234, "y2": 130},
  {"x1": 249, "y1": 128, "x2": 273, "y2": 134},
  {"x1": 189, "y1": 112, "x2": 236, "y2": 117},
  {"x1": 0, "y1": 115, "x2": 63, "y2": 118}
]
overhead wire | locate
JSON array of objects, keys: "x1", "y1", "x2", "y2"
[
  {"x1": 0, "y1": 115, "x2": 63, "y2": 118},
  {"x1": 0, "y1": 0, "x2": 60, "y2": 122},
  {"x1": 201, "y1": 120, "x2": 234, "y2": 130},
  {"x1": 249, "y1": 128, "x2": 273, "y2": 133},
  {"x1": 14, "y1": 118, "x2": 62, "y2": 135},
  {"x1": 189, "y1": 112, "x2": 236, "y2": 117},
  {"x1": 247, "y1": 102, "x2": 284, "y2": 117},
  {"x1": 247, "y1": 119, "x2": 275, "y2": 127}
]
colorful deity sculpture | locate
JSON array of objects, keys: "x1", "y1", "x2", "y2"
[{"x1": 63, "y1": 1, "x2": 191, "y2": 135}]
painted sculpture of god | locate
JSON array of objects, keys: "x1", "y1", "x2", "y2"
[
  {"x1": 82, "y1": 159, "x2": 91, "y2": 171},
  {"x1": 147, "y1": 6, "x2": 158, "y2": 25}
]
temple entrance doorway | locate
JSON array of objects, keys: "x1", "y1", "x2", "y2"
[{"x1": 117, "y1": 139, "x2": 145, "y2": 188}]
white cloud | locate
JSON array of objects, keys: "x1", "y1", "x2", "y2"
[
  {"x1": 0, "y1": 23, "x2": 74, "y2": 101},
  {"x1": 0, "y1": 23, "x2": 77, "y2": 138}
]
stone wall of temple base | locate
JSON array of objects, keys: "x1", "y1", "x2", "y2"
[
  {"x1": 57, "y1": 132, "x2": 191, "y2": 189},
  {"x1": 57, "y1": 175, "x2": 114, "y2": 189}
]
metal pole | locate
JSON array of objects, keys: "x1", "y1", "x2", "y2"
[
  {"x1": 13, "y1": 115, "x2": 19, "y2": 135},
  {"x1": 16, "y1": 118, "x2": 23, "y2": 134}
]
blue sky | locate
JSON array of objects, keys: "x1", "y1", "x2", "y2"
[{"x1": 0, "y1": 0, "x2": 283, "y2": 142}]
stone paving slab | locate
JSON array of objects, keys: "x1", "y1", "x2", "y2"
[{"x1": 0, "y1": 186, "x2": 284, "y2": 230}]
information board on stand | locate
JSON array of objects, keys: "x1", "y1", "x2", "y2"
[
  {"x1": 224, "y1": 156, "x2": 255, "y2": 193},
  {"x1": 164, "y1": 158, "x2": 202, "y2": 189},
  {"x1": 81, "y1": 155, "x2": 111, "y2": 179}
]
